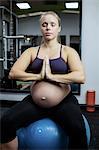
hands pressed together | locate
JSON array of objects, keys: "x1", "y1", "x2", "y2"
[{"x1": 40, "y1": 55, "x2": 52, "y2": 81}]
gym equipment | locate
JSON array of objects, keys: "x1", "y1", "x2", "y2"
[{"x1": 17, "y1": 115, "x2": 91, "y2": 150}]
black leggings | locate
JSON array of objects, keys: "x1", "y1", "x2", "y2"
[{"x1": 0, "y1": 92, "x2": 88, "y2": 149}]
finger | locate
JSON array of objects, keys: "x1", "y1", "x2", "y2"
[
  {"x1": 46, "y1": 62, "x2": 51, "y2": 75},
  {"x1": 45, "y1": 56, "x2": 49, "y2": 65}
]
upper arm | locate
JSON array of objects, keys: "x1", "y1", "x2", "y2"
[
  {"x1": 11, "y1": 48, "x2": 33, "y2": 71},
  {"x1": 67, "y1": 47, "x2": 84, "y2": 72}
]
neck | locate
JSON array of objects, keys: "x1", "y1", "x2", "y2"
[{"x1": 43, "y1": 38, "x2": 59, "y2": 49}]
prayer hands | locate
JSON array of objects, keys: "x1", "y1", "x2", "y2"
[
  {"x1": 40, "y1": 55, "x2": 52, "y2": 80},
  {"x1": 45, "y1": 55, "x2": 52, "y2": 80}
]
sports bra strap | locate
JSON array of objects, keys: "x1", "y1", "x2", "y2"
[
  {"x1": 37, "y1": 44, "x2": 62, "y2": 57},
  {"x1": 36, "y1": 46, "x2": 40, "y2": 57},
  {"x1": 60, "y1": 44, "x2": 62, "y2": 57}
]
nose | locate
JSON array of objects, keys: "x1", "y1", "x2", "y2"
[{"x1": 46, "y1": 24, "x2": 51, "y2": 30}]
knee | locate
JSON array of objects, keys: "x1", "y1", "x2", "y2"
[
  {"x1": 0, "y1": 113, "x2": 16, "y2": 143},
  {"x1": 68, "y1": 117, "x2": 86, "y2": 134},
  {"x1": 1, "y1": 113, "x2": 14, "y2": 129}
]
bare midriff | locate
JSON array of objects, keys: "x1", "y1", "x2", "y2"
[{"x1": 31, "y1": 81, "x2": 71, "y2": 108}]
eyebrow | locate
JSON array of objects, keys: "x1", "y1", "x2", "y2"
[
  {"x1": 42, "y1": 22, "x2": 56, "y2": 25},
  {"x1": 42, "y1": 22, "x2": 48, "y2": 25}
]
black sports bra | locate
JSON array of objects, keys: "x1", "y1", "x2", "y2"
[{"x1": 29, "y1": 45, "x2": 68, "y2": 74}]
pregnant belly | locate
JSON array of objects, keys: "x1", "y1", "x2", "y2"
[{"x1": 30, "y1": 81, "x2": 70, "y2": 108}]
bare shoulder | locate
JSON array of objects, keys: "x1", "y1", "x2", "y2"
[
  {"x1": 27, "y1": 46, "x2": 39, "y2": 53},
  {"x1": 63, "y1": 45, "x2": 78, "y2": 55},
  {"x1": 23, "y1": 46, "x2": 39, "y2": 58},
  {"x1": 63, "y1": 45, "x2": 78, "y2": 56}
]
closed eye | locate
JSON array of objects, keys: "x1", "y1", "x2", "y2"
[
  {"x1": 42, "y1": 22, "x2": 56, "y2": 27},
  {"x1": 51, "y1": 22, "x2": 56, "y2": 27},
  {"x1": 42, "y1": 22, "x2": 48, "y2": 27}
]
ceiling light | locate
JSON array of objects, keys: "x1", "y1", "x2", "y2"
[
  {"x1": 65, "y1": 2, "x2": 79, "y2": 9},
  {"x1": 16, "y1": 3, "x2": 31, "y2": 9}
]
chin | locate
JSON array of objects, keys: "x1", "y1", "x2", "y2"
[{"x1": 45, "y1": 37, "x2": 55, "y2": 41}]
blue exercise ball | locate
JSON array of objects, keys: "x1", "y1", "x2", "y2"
[
  {"x1": 17, "y1": 118, "x2": 69, "y2": 150},
  {"x1": 82, "y1": 115, "x2": 91, "y2": 145},
  {"x1": 17, "y1": 116, "x2": 90, "y2": 150}
]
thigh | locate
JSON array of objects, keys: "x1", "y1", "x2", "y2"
[
  {"x1": 52, "y1": 93, "x2": 88, "y2": 149},
  {"x1": 50, "y1": 92, "x2": 84, "y2": 131},
  {"x1": 2, "y1": 95, "x2": 49, "y2": 129}
]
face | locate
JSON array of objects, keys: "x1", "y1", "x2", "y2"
[{"x1": 40, "y1": 14, "x2": 61, "y2": 41}]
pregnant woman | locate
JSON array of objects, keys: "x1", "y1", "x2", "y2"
[{"x1": 0, "y1": 11, "x2": 88, "y2": 150}]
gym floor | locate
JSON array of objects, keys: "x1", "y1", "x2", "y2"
[{"x1": 0, "y1": 101, "x2": 99, "y2": 150}]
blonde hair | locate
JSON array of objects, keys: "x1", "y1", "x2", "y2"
[{"x1": 40, "y1": 11, "x2": 61, "y2": 27}]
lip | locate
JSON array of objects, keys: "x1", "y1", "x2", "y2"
[{"x1": 45, "y1": 33, "x2": 52, "y2": 36}]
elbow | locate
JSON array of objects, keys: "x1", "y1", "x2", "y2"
[
  {"x1": 79, "y1": 73, "x2": 86, "y2": 84},
  {"x1": 8, "y1": 69, "x2": 15, "y2": 80},
  {"x1": 80, "y1": 77, "x2": 85, "y2": 84}
]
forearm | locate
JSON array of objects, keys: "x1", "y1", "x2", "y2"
[
  {"x1": 9, "y1": 69, "x2": 41, "y2": 81},
  {"x1": 50, "y1": 71, "x2": 85, "y2": 84}
]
